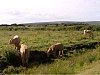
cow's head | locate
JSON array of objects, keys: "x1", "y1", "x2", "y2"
[
  {"x1": 47, "y1": 48, "x2": 52, "y2": 57},
  {"x1": 9, "y1": 38, "x2": 20, "y2": 45}
]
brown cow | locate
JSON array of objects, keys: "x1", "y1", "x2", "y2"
[{"x1": 47, "y1": 43, "x2": 64, "y2": 57}]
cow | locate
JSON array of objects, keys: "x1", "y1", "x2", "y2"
[
  {"x1": 47, "y1": 43, "x2": 64, "y2": 58},
  {"x1": 9, "y1": 35, "x2": 21, "y2": 50},
  {"x1": 84, "y1": 30, "x2": 93, "y2": 38},
  {"x1": 19, "y1": 44, "x2": 29, "y2": 66}
]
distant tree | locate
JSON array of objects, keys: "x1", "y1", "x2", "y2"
[
  {"x1": 55, "y1": 24, "x2": 59, "y2": 26},
  {"x1": 0, "y1": 24, "x2": 9, "y2": 26},
  {"x1": 18, "y1": 24, "x2": 24, "y2": 26},
  {"x1": 11, "y1": 23, "x2": 17, "y2": 26}
]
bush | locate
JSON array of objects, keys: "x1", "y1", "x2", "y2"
[
  {"x1": 0, "y1": 57, "x2": 8, "y2": 69},
  {"x1": 4, "y1": 50, "x2": 21, "y2": 66}
]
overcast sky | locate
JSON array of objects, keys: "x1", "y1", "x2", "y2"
[{"x1": 0, "y1": 0, "x2": 100, "y2": 24}]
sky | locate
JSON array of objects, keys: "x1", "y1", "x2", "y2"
[{"x1": 0, "y1": 0, "x2": 100, "y2": 24}]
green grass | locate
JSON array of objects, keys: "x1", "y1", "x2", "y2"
[{"x1": 0, "y1": 25, "x2": 100, "y2": 74}]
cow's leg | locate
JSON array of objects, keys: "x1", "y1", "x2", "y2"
[
  {"x1": 59, "y1": 50, "x2": 63, "y2": 56},
  {"x1": 59, "y1": 51, "x2": 61, "y2": 56},
  {"x1": 61, "y1": 50, "x2": 64, "y2": 56},
  {"x1": 25, "y1": 53, "x2": 29, "y2": 65},
  {"x1": 21, "y1": 54, "x2": 25, "y2": 66},
  {"x1": 53, "y1": 50, "x2": 56, "y2": 58}
]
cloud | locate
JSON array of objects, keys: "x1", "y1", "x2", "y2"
[{"x1": 0, "y1": 0, "x2": 100, "y2": 24}]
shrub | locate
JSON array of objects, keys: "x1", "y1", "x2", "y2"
[
  {"x1": 4, "y1": 50, "x2": 21, "y2": 66},
  {"x1": 0, "y1": 57, "x2": 8, "y2": 69}
]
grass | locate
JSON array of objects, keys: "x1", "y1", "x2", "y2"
[
  {"x1": 0, "y1": 25, "x2": 100, "y2": 74},
  {"x1": 16, "y1": 46, "x2": 100, "y2": 74}
]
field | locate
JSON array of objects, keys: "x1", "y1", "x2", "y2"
[{"x1": 0, "y1": 25, "x2": 100, "y2": 74}]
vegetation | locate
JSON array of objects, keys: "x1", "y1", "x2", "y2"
[{"x1": 0, "y1": 24, "x2": 100, "y2": 74}]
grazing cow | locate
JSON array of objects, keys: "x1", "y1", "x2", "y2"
[
  {"x1": 84, "y1": 30, "x2": 93, "y2": 38},
  {"x1": 9, "y1": 35, "x2": 21, "y2": 50},
  {"x1": 47, "y1": 43, "x2": 64, "y2": 58}
]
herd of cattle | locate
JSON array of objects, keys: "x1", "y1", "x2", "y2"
[{"x1": 9, "y1": 29, "x2": 93, "y2": 66}]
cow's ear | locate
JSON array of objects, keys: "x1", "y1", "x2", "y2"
[
  {"x1": 9, "y1": 39, "x2": 12, "y2": 42},
  {"x1": 9, "y1": 39, "x2": 13, "y2": 44}
]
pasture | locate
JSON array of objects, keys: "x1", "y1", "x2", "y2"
[{"x1": 0, "y1": 25, "x2": 100, "y2": 74}]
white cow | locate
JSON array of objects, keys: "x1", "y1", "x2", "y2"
[
  {"x1": 9, "y1": 35, "x2": 29, "y2": 66},
  {"x1": 20, "y1": 44, "x2": 29, "y2": 66},
  {"x1": 84, "y1": 30, "x2": 93, "y2": 38}
]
